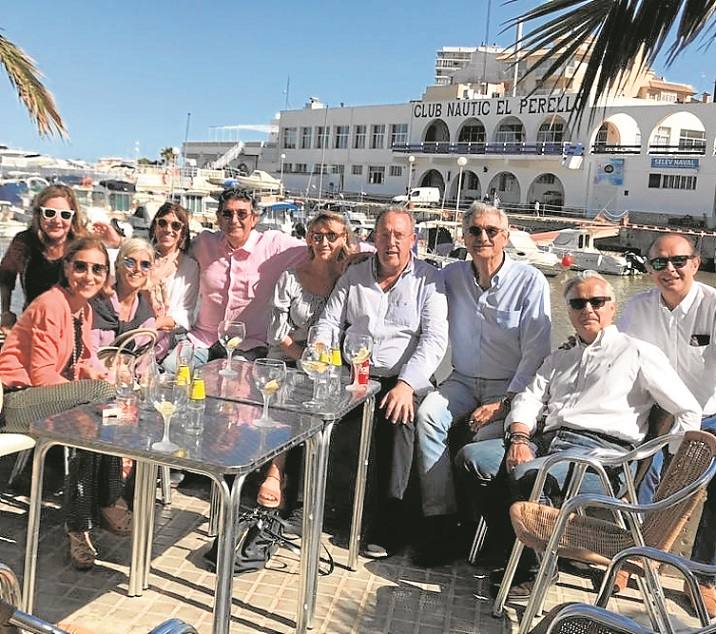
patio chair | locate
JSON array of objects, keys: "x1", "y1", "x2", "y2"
[
  {"x1": 0, "y1": 382, "x2": 37, "y2": 486},
  {"x1": 492, "y1": 430, "x2": 716, "y2": 634},
  {"x1": 530, "y1": 603, "x2": 654, "y2": 634}
]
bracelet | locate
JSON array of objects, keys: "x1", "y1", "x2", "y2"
[
  {"x1": 508, "y1": 431, "x2": 530, "y2": 443},
  {"x1": 510, "y1": 437, "x2": 530, "y2": 446}
]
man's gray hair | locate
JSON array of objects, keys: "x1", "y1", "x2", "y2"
[
  {"x1": 375, "y1": 207, "x2": 416, "y2": 232},
  {"x1": 462, "y1": 201, "x2": 509, "y2": 233},
  {"x1": 562, "y1": 270, "x2": 615, "y2": 300},
  {"x1": 646, "y1": 233, "x2": 697, "y2": 259}
]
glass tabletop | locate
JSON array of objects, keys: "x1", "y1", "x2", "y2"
[
  {"x1": 202, "y1": 359, "x2": 381, "y2": 421},
  {"x1": 30, "y1": 398, "x2": 323, "y2": 476}
]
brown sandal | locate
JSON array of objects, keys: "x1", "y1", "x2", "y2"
[
  {"x1": 257, "y1": 473, "x2": 284, "y2": 509},
  {"x1": 68, "y1": 531, "x2": 97, "y2": 570},
  {"x1": 99, "y1": 498, "x2": 132, "y2": 536}
]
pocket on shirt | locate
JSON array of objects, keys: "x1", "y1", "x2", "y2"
[
  {"x1": 386, "y1": 300, "x2": 418, "y2": 328},
  {"x1": 484, "y1": 306, "x2": 521, "y2": 330}
]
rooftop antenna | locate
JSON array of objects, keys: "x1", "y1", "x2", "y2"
[
  {"x1": 182, "y1": 112, "x2": 191, "y2": 167},
  {"x1": 481, "y1": 0, "x2": 492, "y2": 95},
  {"x1": 284, "y1": 76, "x2": 290, "y2": 110}
]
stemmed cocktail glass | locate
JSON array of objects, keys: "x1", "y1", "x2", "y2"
[
  {"x1": 251, "y1": 358, "x2": 286, "y2": 428},
  {"x1": 218, "y1": 320, "x2": 246, "y2": 378},
  {"x1": 152, "y1": 379, "x2": 181, "y2": 452},
  {"x1": 342, "y1": 333, "x2": 373, "y2": 392}
]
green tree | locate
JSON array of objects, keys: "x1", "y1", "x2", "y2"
[
  {"x1": 0, "y1": 33, "x2": 66, "y2": 137},
  {"x1": 511, "y1": 0, "x2": 716, "y2": 120},
  {"x1": 160, "y1": 147, "x2": 176, "y2": 165}
]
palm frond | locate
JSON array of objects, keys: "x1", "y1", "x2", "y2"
[
  {"x1": 506, "y1": 0, "x2": 716, "y2": 124},
  {"x1": 0, "y1": 34, "x2": 67, "y2": 138}
]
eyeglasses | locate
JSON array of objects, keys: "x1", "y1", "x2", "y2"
[
  {"x1": 467, "y1": 225, "x2": 504, "y2": 239},
  {"x1": 220, "y1": 209, "x2": 254, "y2": 221},
  {"x1": 157, "y1": 217, "x2": 183, "y2": 232},
  {"x1": 72, "y1": 260, "x2": 108, "y2": 276},
  {"x1": 567, "y1": 296, "x2": 612, "y2": 310},
  {"x1": 310, "y1": 231, "x2": 344, "y2": 243},
  {"x1": 123, "y1": 256, "x2": 152, "y2": 273},
  {"x1": 648, "y1": 255, "x2": 695, "y2": 271},
  {"x1": 40, "y1": 206, "x2": 75, "y2": 221}
]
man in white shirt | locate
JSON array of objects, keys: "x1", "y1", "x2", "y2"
[
  {"x1": 457, "y1": 271, "x2": 701, "y2": 588},
  {"x1": 619, "y1": 233, "x2": 716, "y2": 616}
]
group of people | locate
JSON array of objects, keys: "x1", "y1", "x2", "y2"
[{"x1": 0, "y1": 184, "x2": 714, "y2": 619}]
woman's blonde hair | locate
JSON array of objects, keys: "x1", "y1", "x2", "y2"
[
  {"x1": 115, "y1": 238, "x2": 155, "y2": 290},
  {"x1": 307, "y1": 211, "x2": 356, "y2": 260}
]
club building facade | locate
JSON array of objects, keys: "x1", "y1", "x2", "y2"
[{"x1": 277, "y1": 83, "x2": 716, "y2": 224}]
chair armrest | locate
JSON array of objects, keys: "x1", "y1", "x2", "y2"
[
  {"x1": 525, "y1": 452, "x2": 615, "y2": 502},
  {"x1": 544, "y1": 603, "x2": 651, "y2": 634}
]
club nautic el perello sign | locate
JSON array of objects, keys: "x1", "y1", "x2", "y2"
[{"x1": 412, "y1": 95, "x2": 579, "y2": 120}]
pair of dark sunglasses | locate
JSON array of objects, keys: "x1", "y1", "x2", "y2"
[
  {"x1": 467, "y1": 225, "x2": 504, "y2": 239},
  {"x1": 157, "y1": 217, "x2": 183, "y2": 232},
  {"x1": 41, "y1": 206, "x2": 75, "y2": 221},
  {"x1": 567, "y1": 296, "x2": 612, "y2": 310},
  {"x1": 72, "y1": 260, "x2": 108, "y2": 276},
  {"x1": 123, "y1": 256, "x2": 152, "y2": 272},
  {"x1": 310, "y1": 232, "x2": 344, "y2": 244},
  {"x1": 648, "y1": 255, "x2": 695, "y2": 271},
  {"x1": 221, "y1": 209, "x2": 254, "y2": 221}
]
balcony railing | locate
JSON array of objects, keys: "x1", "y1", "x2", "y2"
[
  {"x1": 648, "y1": 144, "x2": 706, "y2": 156},
  {"x1": 591, "y1": 144, "x2": 642, "y2": 154},
  {"x1": 392, "y1": 142, "x2": 584, "y2": 156}
]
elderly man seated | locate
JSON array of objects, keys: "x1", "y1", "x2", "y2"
[{"x1": 457, "y1": 271, "x2": 702, "y2": 593}]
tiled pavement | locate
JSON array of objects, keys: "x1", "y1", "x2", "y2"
[{"x1": 0, "y1": 464, "x2": 704, "y2": 634}]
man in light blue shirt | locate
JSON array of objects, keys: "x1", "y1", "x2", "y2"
[{"x1": 414, "y1": 202, "x2": 551, "y2": 566}]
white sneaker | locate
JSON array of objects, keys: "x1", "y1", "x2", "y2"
[{"x1": 363, "y1": 543, "x2": 389, "y2": 559}]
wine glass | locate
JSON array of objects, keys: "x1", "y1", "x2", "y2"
[
  {"x1": 300, "y1": 343, "x2": 330, "y2": 409},
  {"x1": 152, "y1": 380, "x2": 181, "y2": 452},
  {"x1": 175, "y1": 339, "x2": 195, "y2": 388},
  {"x1": 343, "y1": 333, "x2": 373, "y2": 392},
  {"x1": 218, "y1": 320, "x2": 246, "y2": 377},
  {"x1": 252, "y1": 358, "x2": 286, "y2": 427}
]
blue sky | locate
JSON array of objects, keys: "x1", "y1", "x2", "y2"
[{"x1": 1, "y1": 1, "x2": 712, "y2": 162}]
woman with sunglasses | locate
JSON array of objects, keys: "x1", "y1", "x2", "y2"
[
  {"x1": 0, "y1": 184, "x2": 85, "y2": 331},
  {"x1": 146, "y1": 203, "x2": 199, "y2": 353},
  {"x1": 90, "y1": 238, "x2": 156, "y2": 349},
  {"x1": 258, "y1": 212, "x2": 355, "y2": 509},
  {"x1": 0, "y1": 237, "x2": 132, "y2": 570}
]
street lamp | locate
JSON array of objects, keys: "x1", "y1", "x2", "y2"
[
  {"x1": 279, "y1": 153, "x2": 286, "y2": 196},
  {"x1": 455, "y1": 156, "x2": 468, "y2": 223},
  {"x1": 407, "y1": 155, "x2": 416, "y2": 201}
]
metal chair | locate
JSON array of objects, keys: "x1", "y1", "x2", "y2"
[
  {"x1": 493, "y1": 430, "x2": 716, "y2": 634},
  {"x1": 0, "y1": 382, "x2": 37, "y2": 487}
]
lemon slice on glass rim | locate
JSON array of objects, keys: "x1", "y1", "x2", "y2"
[
  {"x1": 352, "y1": 347, "x2": 370, "y2": 364},
  {"x1": 263, "y1": 379, "x2": 280, "y2": 393},
  {"x1": 226, "y1": 336, "x2": 242, "y2": 350}
]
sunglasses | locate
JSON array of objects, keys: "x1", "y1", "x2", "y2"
[
  {"x1": 123, "y1": 256, "x2": 152, "y2": 272},
  {"x1": 41, "y1": 206, "x2": 75, "y2": 221},
  {"x1": 467, "y1": 225, "x2": 504, "y2": 239},
  {"x1": 310, "y1": 232, "x2": 344, "y2": 244},
  {"x1": 157, "y1": 217, "x2": 183, "y2": 232},
  {"x1": 72, "y1": 260, "x2": 108, "y2": 276},
  {"x1": 567, "y1": 296, "x2": 612, "y2": 310},
  {"x1": 220, "y1": 209, "x2": 254, "y2": 221},
  {"x1": 648, "y1": 255, "x2": 695, "y2": 271}
]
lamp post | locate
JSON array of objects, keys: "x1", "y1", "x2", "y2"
[
  {"x1": 407, "y1": 155, "x2": 416, "y2": 201},
  {"x1": 455, "y1": 156, "x2": 467, "y2": 223},
  {"x1": 279, "y1": 153, "x2": 286, "y2": 196}
]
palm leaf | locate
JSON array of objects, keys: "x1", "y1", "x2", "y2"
[
  {"x1": 505, "y1": 0, "x2": 716, "y2": 123},
  {"x1": 0, "y1": 34, "x2": 67, "y2": 138}
]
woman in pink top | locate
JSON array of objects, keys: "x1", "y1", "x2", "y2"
[{"x1": 0, "y1": 237, "x2": 130, "y2": 571}]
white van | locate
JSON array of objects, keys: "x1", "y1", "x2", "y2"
[{"x1": 392, "y1": 187, "x2": 441, "y2": 206}]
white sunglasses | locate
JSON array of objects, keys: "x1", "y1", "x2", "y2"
[{"x1": 40, "y1": 206, "x2": 75, "y2": 221}]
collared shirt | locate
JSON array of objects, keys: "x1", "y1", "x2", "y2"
[
  {"x1": 508, "y1": 325, "x2": 702, "y2": 444},
  {"x1": 317, "y1": 255, "x2": 448, "y2": 394},
  {"x1": 442, "y1": 254, "x2": 551, "y2": 393},
  {"x1": 618, "y1": 282, "x2": 716, "y2": 416},
  {"x1": 189, "y1": 229, "x2": 306, "y2": 349}
]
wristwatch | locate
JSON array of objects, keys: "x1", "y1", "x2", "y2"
[{"x1": 500, "y1": 394, "x2": 513, "y2": 410}]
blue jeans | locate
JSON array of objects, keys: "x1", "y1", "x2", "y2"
[
  {"x1": 638, "y1": 415, "x2": 716, "y2": 585},
  {"x1": 415, "y1": 371, "x2": 510, "y2": 516}
]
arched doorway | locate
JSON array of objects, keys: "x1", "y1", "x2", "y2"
[
  {"x1": 536, "y1": 116, "x2": 567, "y2": 144},
  {"x1": 419, "y1": 169, "x2": 446, "y2": 196},
  {"x1": 487, "y1": 171, "x2": 521, "y2": 206},
  {"x1": 450, "y1": 170, "x2": 481, "y2": 202},
  {"x1": 423, "y1": 119, "x2": 450, "y2": 143},
  {"x1": 591, "y1": 114, "x2": 642, "y2": 153},
  {"x1": 648, "y1": 111, "x2": 706, "y2": 154},
  {"x1": 494, "y1": 117, "x2": 525, "y2": 144},
  {"x1": 527, "y1": 173, "x2": 565, "y2": 209}
]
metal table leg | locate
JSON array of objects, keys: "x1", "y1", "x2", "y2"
[
  {"x1": 208, "y1": 481, "x2": 220, "y2": 537},
  {"x1": 348, "y1": 396, "x2": 375, "y2": 570},
  {"x1": 22, "y1": 439, "x2": 52, "y2": 613},
  {"x1": 211, "y1": 473, "x2": 244, "y2": 634},
  {"x1": 128, "y1": 460, "x2": 152, "y2": 596},
  {"x1": 297, "y1": 434, "x2": 320, "y2": 633},
  {"x1": 143, "y1": 463, "x2": 159, "y2": 589}
]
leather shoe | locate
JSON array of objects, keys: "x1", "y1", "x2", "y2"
[
  {"x1": 490, "y1": 567, "x2": 559, "y2": 600},
  {"x1": 685, "y1": 580, "x2": 716, "y2": 618}
]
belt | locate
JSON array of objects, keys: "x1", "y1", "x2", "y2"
[{"x1": 560, "y1": 427, "x2": 636, "y2": 451}]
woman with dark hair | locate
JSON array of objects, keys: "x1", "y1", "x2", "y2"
[
  {"x1": 0, "y1": 237, "x2": 129, "y2": 570},
  {"x1": 146, "y1": 202, "x2": 199, "y2": 340},
  {"x1": 0, "y1": 184, "x2": 86, "y2": 330}
]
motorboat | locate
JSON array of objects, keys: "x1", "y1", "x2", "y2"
[
  {"x1": 534, "y1": 226, "x2": 644, "y2": 276},
  {"x1": 257, "y1": 201, "x2": 300, "y2": 234},
  {"x1": 506, "y1": 229, "x2": 562, "y2": 277},
  {"x1": 230, "y1": 170, "x2": 281, "y2": 192}
]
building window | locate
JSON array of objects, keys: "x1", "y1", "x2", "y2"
[
  {"x1": 679, "y1": 129, "x2": 706, "y2": 150},
  {"x1": 371, "y1": 124, "x2": 385, "y2": 149},
  {"x1": 300, "y1": 127, "x2": 312, "y2": 149},
  {"x1": 335, "y1": 125, "x2": 349, "y2": 149},
  {"x1": 595, "y1": 124, "x2": 609, "y2": 146},
  {"x1": 495, "y1": 123, "x2": 524, "y2": 144},
  {"x1": 536, "y1": 173, "x2": 556, "y2": 185},
  {"x1": 389, "y1": 165, "x2": 403, "y2": 177},
  {"x1": 331, "y1": 164, "x2": 344, "y2": 175},
  {"x1": 315, "y1": 126, "x2": 329, "y2": 149},
  {"x1": 459, "y1": 124, "x2": 486, "y2": 144},
  {"x1": 351, "y1": 164, "x2": 363, "y2": 175},
  {"x1": 368, "y1": 166, "x2": 385, "y2": 184},
  {"x1": 312, "y1": 164, "x2": 328, "y2": 174},
  {"x1": 294, "y1": 163, "x2": 308, "y2": 173},
  {"x1": 660, "y1": 91, "x2": 677, "y2": 102},
  {"x1": 282, "y1": 127, "x2": 297, "y2": 149},
  {"x1": 654, "y1": 126, "x2": 671, "y2": 146},
  {"x1": 354, "y1": 125, "x2": 366, "y2": 149},
  {"x1": 390, "y1": 123, "x2": 408, "y2": 146},
  {"x1": 283, "y1": 163, "x2": 293, "y2": 173},
  {"x1": 648, "y1": 173, "x2": 661, "y2": 188},
  {"x1": 537, "y1": 122, "x2": 564, "y2": 144},
  {"x1": 662, "y1": 174, "x2": 697, "y2": 190}
]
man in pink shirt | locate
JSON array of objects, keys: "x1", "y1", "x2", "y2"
[{"x1": 163, "y1": 189, "x2": 306, "y2": 372}]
